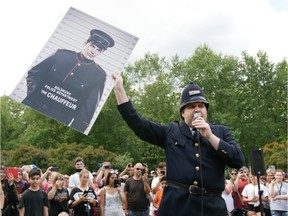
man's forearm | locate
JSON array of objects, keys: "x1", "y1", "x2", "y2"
[{"x1": 114, "y1": 86, "x2": 129, "y2": 105}]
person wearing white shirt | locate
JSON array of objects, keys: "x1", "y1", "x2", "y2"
[
  {"x1": 269, "y1": 170, "x2": 288, "y2": 216},
  {"x1": 69, "y1": 157, "x2": 93, "y2": 190},
  {"x1": 242, "y1": 174, "x2": 269, "y2": 216}
]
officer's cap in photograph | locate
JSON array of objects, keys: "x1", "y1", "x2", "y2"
[
  {"x1": 89, "y1": 29, "x2": 115, "y2": 50},
  {"x1": 179, "y1": 82, "x2": 209, "y2": 112}
]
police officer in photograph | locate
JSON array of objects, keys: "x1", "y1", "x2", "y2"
[
  {"x1": 22, "y1": 29, "x2": 114, "y2": 133},
  {"x1": 112, "y1": 74, "x2": 245, "y2": 216}
]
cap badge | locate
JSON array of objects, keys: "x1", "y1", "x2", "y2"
[{"x1": 189, "y1": 90, "x2": 200, "y2": 95}]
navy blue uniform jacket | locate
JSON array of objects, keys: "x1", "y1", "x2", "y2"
[
  {"x1": 22, "y1": 49, "x2": 106, "y2": 133},
  {"x1": 118, "y1": 101, "x2": 245, "y2": 216}
]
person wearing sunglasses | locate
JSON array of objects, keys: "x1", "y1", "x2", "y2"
[{"x1": 123, "y1": 163, "x2": 151, "y2": 216}]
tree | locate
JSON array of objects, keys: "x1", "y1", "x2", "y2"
[
  {"x1": 263, "y1": 141, "x2": 288, "y2": 171},
  {"x1": 0, "y1": 96, "x2": 28, "y2": 149},
  {"x1": 235, "y1": 51, "x2": 287, "y2": 157}
]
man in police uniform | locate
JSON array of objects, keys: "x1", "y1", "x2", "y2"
[
  {"x1": 22, "y1": 29, "x2": 114, "y2": 133},
  {"x1": 112, "y1": 75, "x2": 245, "y2": 216}
]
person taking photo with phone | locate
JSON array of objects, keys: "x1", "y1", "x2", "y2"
[
  {"x1": 0, "y1": 165, "x2": 19, "y2": 216},
  {"x1": 68, "y1": 169, "x2": 97, "y2": 216},
  {"x1": 47, "y1": 173, "x2": 69, "y2": 216},
  {"x1": 99, "y1": 171, "x2": 126, "y2": 216}
]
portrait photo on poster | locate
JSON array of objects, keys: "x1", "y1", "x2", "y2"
[{"x1": 9, "y1": 7, "x2": 139, "y2": 135}]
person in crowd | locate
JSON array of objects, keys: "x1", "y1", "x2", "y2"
[
  {"x1": 69, "y1": 157, "x2": 93, "y2": 190},
  {"x1": 0, "y1": 166, "x2": 19, "y2": 216},
  {"x1": 19, "y1": 168, "x2": 49, "y2": 216},
  {"x1": 113, "y1": 166, "x2": 127, "y2": 190},
  {"x1": 99, "y1": 171, "x2": 126, "y2": 216},
  {"x1": 91, "y1": 172, "x2": 101, "y2": 216},
  {"x1": 222, "y1": 171, "x2": 235, "y2": 216},
  {"x1": 149, "y1": 162, "x2": 166, "y2": 216},
  {"x1": 95, "y1": 162, "x2": 113, "y2": 188},
  {"x1": 153, "y1": 176, "x2": 166, "y2": 216},
  {"x1": 119, "y1": 163, "x2": 134, "y2": 179},
  {"x1": 0, "y1": 181, "x2": 4, "y2": 215},
  {"x1": 41, "y1": 166, "x2": 59, "y2": 192},
  {"x1": 263, "y1": 169, "x2": 274, "y2": 216},
  {"x1": 68, "y1": 168, "x2": 97, "y2": 216},
  {"x1": 151, "y1": 162, "x2": 166, "y2": 195},
  {"x1": 124, "y1": 163, "x2": 151, "y2": 216},
  {"x1": 142, "y1": 163, "x2": 153, "y2": 215},
  {"x1": 19, "y1": 165, "x2": 31, "y2": 182},
  {"x1": 269, "y1": 169, "x2": 288, "y2": 216},
  {"x1": 14, "y1": 168, "x2": 30, "y2": 201},
  {"x1": 63, "y1": 175, "x2": 70, "y2": 189},
  {"x1": 22, "y1": 29, "x2": 115, "y2": 133},
  {"x1": 232, "y1": 166, "x2": 249, "y2": 216},
  {"x1": 112, "y1": 74, "x2": 245, "y2": 216},
  {"x1": 47, "y1": 173, "x2": 69, "y2": 216},
  {"x1": 242, "y1": 173, "x2": 269, "y2": 216},
  {"x1": 150, "y1": 171, "x2": 157, "y2": 181}
]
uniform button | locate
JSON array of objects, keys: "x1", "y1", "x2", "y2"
[
  {"x1": 195, "y1": 153, "x2": 200, "y2": 158},
  {"x1": 222, "y1": 150, "x2": 227, "y2": 154},
  {"x1": 81, "y1": 85, "x2": 84, "y2": 87},
  {"x1": 193, "y1": 181, "x2": 198, "y2": 186},
  {"x1": 53, "y1": 69, "x2": 56, "y2": 71},
  {"x1": 195, "y1": 166, "x2": 200, "y2": 171},
  {"x1": 78, "y1": 63, "x2": 81, "y2": 66},
  {"x1": 195, "y1": 143, "x2": 199, "y2": 147},
  {"x1": 71, "y1": 73, "x2": 74, "y2": 75}
]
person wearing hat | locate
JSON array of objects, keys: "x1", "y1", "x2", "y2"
[
  {"x1": 22, "y1": 29, "x2": 115, "y2": 133},
  {"x1": 112, "y1": 74, "x2": 245, "y2": 216}
]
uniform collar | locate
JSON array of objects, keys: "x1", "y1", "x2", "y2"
[{"x1": 77, "y1": 52, "x2": 95, "y2": 64}]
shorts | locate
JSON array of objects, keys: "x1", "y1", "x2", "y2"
[{"x1": 247, "y1": 204, "x2": 261, "y2": 213}]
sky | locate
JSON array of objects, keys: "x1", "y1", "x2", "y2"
[{"x1": 0, "y1": 0, "x2": 287, "y2": 96}]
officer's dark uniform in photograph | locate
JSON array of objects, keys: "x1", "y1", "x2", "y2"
[
  {"x1": 22, "y1": 29, "x2": 114, "y2": 133},
  {"x1": 116, "y1": 82, "x2": 245, "y2": 216}
]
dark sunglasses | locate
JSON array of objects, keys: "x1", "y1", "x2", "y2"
[{"x1": 231, "y1": 173, "x2": 238, "y2": 175}]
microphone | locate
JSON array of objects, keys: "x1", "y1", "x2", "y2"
[
  {"x1": 193, "y1": 112, "x2": 201, "y2": 133},
  {"x1": 193, "y1": 112, "x2": 201, "y2": 120}
]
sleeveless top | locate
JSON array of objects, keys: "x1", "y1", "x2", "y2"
[{"x1": 104, "y1": 187, "x2": 125, "y2": 216}]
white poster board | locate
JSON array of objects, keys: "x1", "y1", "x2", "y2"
[{"x1": 9, "y1": 7, "x2": 138, "y2": 135}]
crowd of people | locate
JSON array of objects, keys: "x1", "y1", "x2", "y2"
[
  {"x1": 221, "y1": 166, "x2": 288, "y2": 216},
  {"x1": 0, "y1": 158, "x2": 167, "y2": 216},
  {"x1": 0, "y1": 159, "x2": 287, "y2": 216}
]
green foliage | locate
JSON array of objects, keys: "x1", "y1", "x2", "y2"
[
  {"x1": 2, "y1": 144, "x2": 49, "y2": 168},
  {"x1": 263, "y1": 141, "x2": 288, "y2": 171}
]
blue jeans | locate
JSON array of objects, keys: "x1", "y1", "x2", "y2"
[
  {"x1": 128, "y1": 209, "x2": 149, "y2": 216},
  {"x1": 271, "y1": 210, "x2": 288, "y2": 216}
]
